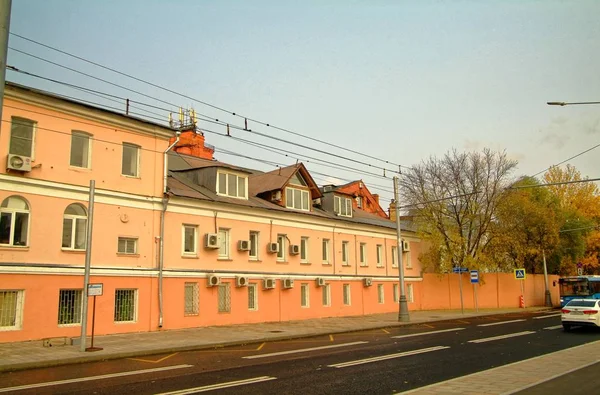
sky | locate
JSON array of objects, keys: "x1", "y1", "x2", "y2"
[{"x1": 6, "y1": 0, "x2": 600, "y2": 206}]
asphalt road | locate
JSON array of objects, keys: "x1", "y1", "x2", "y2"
[
  {"x1": 515, "y1": 361, "x2": 600, "y2": 395},
  {"x1": 1, "y1": 311, "x2": 599, "y2": 394}
]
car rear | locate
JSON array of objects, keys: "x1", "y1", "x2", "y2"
[{"x1": 561, "y1": 299, "x2": 600, "y2": 331}]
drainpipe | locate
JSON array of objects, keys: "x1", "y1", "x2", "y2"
[{"x1": 158, "y1": 132, "x2": 180, "y2": 328}]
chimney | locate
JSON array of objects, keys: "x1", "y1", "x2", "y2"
[
  {"x1": 169, "y1": 129, "x2": 214, "y2": 160},
  {"x1": 389, "y1": 200, "x2": 397, "y2": 222}
]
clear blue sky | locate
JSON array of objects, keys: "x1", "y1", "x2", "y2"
[{"x1": 7, "y1": 0, "x2": 600, "y2": 205}]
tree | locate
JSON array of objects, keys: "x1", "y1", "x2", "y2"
[{"x1": 401, "y1": 148, "x2": 518, "y2": 273}]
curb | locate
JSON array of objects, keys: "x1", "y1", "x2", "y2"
[{"x1": 0, "y1": 307, "x2": 554, "y2": 373}]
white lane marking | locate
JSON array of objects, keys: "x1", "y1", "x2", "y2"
[
  {"x1": 468, "y1": 331, "x2": 535, "y2": 343},
  {"x1": 544, "y1": 325, "x2": 563, "y2": 330},
  {"x1": 0, "y1": 364, "x2": 193, "y2": 393},
  {"x1": 242, "y1": 341, "x2": 368, "y2": 359},
  {"x1": 328, "y1": 346, "x2": 450, "y2": 369},
  {"x1": 477, "y1": 319, "x2": 526, "y2": 327},
  {"x1": 155, "y1": 376, "x2": 277, "y2": 395},
  {"x1": 533, "y1": 313, "x2": 562, "y2": 319},
  {"x1": 391, "y1": 328, "x2": 466, "y2": 339}
]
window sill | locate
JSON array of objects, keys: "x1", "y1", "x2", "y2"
[
  {"x1": 121, "y1": 174, "x2": 140, "y2": 179},
  {"x1": 114, "y1": 321, "x2": 137, "y2": 324},
  {"x1": 61, "y1": 248, "x2": 86, "y2": 254},
  {"x1": 276, "y1": 261, "x2": 289, "y2": 264},
  {"x1": 300, "y1": 261, "x2": 311, "y2": 265},
  {"x1": 182, "y1": 254, "x2": 199, "y2": 259},
  {"x1": 217, "y1": 258, "x2": 233, "y2": 262},
  {"x1": 117, "y1": 253, "x2": 140, "y2": 258},
  {"x1": 341, "y1": 264, "x2": 351, "y2": 267},
  {"x1": 68, "y1": 166, "x2": 91, "y2": 172},
  {"x1": 322, "y1": 262, "x2": 331, "y2": 266},
  {"x1": 249, "y1": 259, "x2": 262, "y2": 263},
  {"x1": 58, "y1": 323, "x2": 81, "y2": 328},
  {"x1": 0, "y1": 327, "x2": 21, "y2": 332},
  {"x1": 376, "y1": 266, "x2": 385, "y2": 269},
  {"x1": 184, "y1": 313, "x2": 199, "y2": 317},
  {"x1": 359, "y1": 264, "x2": 368, "y2": 268},
  {"x1": 0, "y1": 245, "x2": 29, "y2": 251}
]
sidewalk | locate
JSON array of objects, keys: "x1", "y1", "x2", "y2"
[{"x1": 0, "y1": 307, "x2": 546, "y2": 373}]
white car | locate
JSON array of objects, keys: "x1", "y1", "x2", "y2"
[{"x1": 561, "y1": 299, "x2": 600, "y2": 331}]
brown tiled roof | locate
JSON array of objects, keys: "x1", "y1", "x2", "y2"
[
  {"x1": 167, "y1": 151, "x2": 255, "y2": 174},
  {"x1": 248, "y1": 164, "x2": 299, "y2": 196}
]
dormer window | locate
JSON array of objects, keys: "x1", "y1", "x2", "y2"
[
  {"x1": 285, "y1": 187, "x2": 309, "y2": 211},
  {"x1": 217, "y1": 171, "x2": 247, "y2": 199},
  {"x1": 334, "y1": 195, "x2": 352, "y2": 217}
]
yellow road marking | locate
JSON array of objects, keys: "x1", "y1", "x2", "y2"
[
  {"x1": 329, "y1": 334, "x2": 334, "y2": 342},
  {"x1": 257, "y1": 342, "x2": 266, "y2": 351},
  {"x1": 129, "y1": 352, "x2": 178, "y2": 364},
  {"x1": 456, "y1": 320, "x2": 470, "y2": 324},
  {"x1": 381, "y1": 328, "x2": 390, "y2": 334},
  {"x1": 422, "y1": 324, "x2": 434, "y2": 329}
]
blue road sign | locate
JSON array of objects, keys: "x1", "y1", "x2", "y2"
[
  {"x1": 470, "y1": 270, "x2": 479, "y2": 284},
  {"x1": 452, "y1": 267, "x2": 469, "y2": 274},
  {"x1": 514, "y1": 269, "x2": 526, "y2": 280}
]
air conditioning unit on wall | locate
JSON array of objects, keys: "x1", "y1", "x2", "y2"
[
  {"x1": 363, "y1": 278, "x2": 373, "y2": 287},
  {"x1": 290, "y1": 245, "x2": 300, "y2": 255},
  {"x1": 402, "y1": 240, "x2": 410, "y2": 252},
  {"x1": 207, "y1": 275, "x2": 220, "y2": 287},
  {"x1": 236, "y1": 276, "x2": 249, "y2": 287},
  {"x1": 205, "y1": 233, "x2": 219, "y2": 249},
  {"x1": 267, "y1": 242, "x2": 279, "y2": 253},
  {"x1": 316, "y1": 277, "x2": 326, "y2": 287},
  {"x1": 263, "y1": 278, "x2": 276, "y2": 289},
  {"x1": 7, "y1": 154, "x2": 32, "y2": 172},
  {"x1": 283, "y1": 278, "x2": 294, "y2": 289},
  {"x1": 238, "y1": 240, "x2": 250, "y2": 251}
]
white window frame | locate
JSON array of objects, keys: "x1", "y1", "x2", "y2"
[
  {"x1": 58, "y1": 289, "x2": 83, "y2": 326},
  {"x1": 118, "y1": 237, "x2": 138, "y2": 255},
  {"x1": 343, "y1": 284, "x2": 351, "y2": 306},
  {"x1": 70, "y1": 131, "x2": 92, "y2": 169},
  {"x1": 393, "y1": 284, "x2": 399, "y2": 303},
  {"x1": 62, "y1": 204, "x2": 88, "y2": 251},
  {"x1": 184, "y1": 282, "x2": 199, "y2": 316},
  {"x1": 9, "y1": 117, "x2": 36, "y2": 159},
  {"x1": 218, "y1": 228, "x2": 230, "y2": 259},
  {"x1": 114, "y1": 289, "x2": 138, "y2": 323},
  {"x1": 0, "y1": 290, "x2": 25, "y2": 331},
  {"x1": 391, "y1": 246, "x2": 398, "y2": 268},
  {"x1": 248, "y1": 283, "x2": 258, "y2": 311},
  {"x1": 182, "y1": 225, "x2": 198, "y2": 256},
  {"x1": 322, "y1": 284, "x2": 331, "y2": 307},
  {"x1": 300, "y1": 236, "x2": 309, "y2": 263},
  {"x1": 285, "y1": 187, "x2": 310, "y2": 211},
  {"x1": 301, "y1": 283, "x2": 310, "y2": 308},
  {"x1": 341, "y1": 241, "x2": 350, "y2": 266},
  {"x1": 407, "y1": 283, "x2": 414, "y2": 303},
  {"x1": 0, "y1": 196, "x2": 30, "y2": 247},
  {"x1": 218, "y1": 283, "x2": 231, "y2": 313},
  {"x1": 322, "y1": 239, "x2": 330, "y2": 265},
  {"x1": 359, "y1": 243, "x2": 367, "y2": 266},
  {"x1": 121, "y1": 143, "x2": 140, "y2": 177},
  {"x1": 277, "y1": 234, "x2": 286, "y2": 262},
  {"x1": 334, "y1": 195, "x2": 352, "y2": 217},
  {"x1": 249, "y1": 231, "x2": 259, "y2": 261},
  {"x1": 376, "y1": 244, "x2": 383, "y2": 267},
  {"x1": 216, "y1": 171, "x2": 248, "y2": 199},
  {"x1": 406, "y1": 251, "x2": 412, "y2": 269},
  {"x1": 377, "y1": 284, "x2": 385, "y2": 304}
]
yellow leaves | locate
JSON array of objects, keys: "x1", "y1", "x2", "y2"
[{"x1": 544, "y1": 165, "x2": 600, "y2": 218}]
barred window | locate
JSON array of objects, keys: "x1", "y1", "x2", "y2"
[
  {"x1": 248, "y1": 284, "x2": 257, "y2": 311},
  {"x1": 184, "y1": 282, "x2": 199, "y2": 316},
  {"x1": 58, "y1": 289, "x2": 83, "y2": 325},
  {"x1": 118, "y1": 237, "x2": 137, "y2": 254},
  {"x1": 218, "y1": 283, "x2": 231, "y2": 313},
  {"x1": 0, "y1": 290, "x2": 24, "y2": 330},
  {"x1": 114, "y1": 289, "x2": 137, "y2": 322},
  {"x1": 301, "y1": 283, "x2": 309, "y2": 308},
  {"x1": 322, "y1": 284, "x2": 331, "y2": 307},
  {"x1": 377, "y1": 284, "x2": 385, "y2": 304}
]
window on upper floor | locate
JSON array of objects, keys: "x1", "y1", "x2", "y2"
[
  {"x1": 285, "y1": 187, "x2": 310, "y2": 211},
  {"x1": 300, "y1": 237, "x2": 309, "y2": 263},
  {"x1": 334, "y1": 195, "x2": 352, "y2": 217},
  {"x1": 249, "y1": 231, "x2": 259, "y2": 260},
  {"x1": 356, "y1": 196, "x2": 363, "y2": 209},
  {"x1": 9, "y1": 117, "x2": 36, "y2": 158},
  {"x1": 0, "y1": 196, "x2": 30, "y2": 247},
  {"x1": 217, "y1": 171, "x2": 247, "y2": 199},
  {"x1": 122, "y1": 143, "x2": 140, "y2": 177},
  {"x1": 341, "y1": 241, "x2": 350, "y2": 266},
  {"x1": 182, "y1": 225, "x2": 198, "y2": 256},
  {"x1": 118, "y1": 237, "x2": 138, "y2": 255},
  {"x1": 277, "y1": 234, "x2": 286, "y2": 262},
  {"x1": 70, "y1": 131, "x2": 91, "y2": 168},
  {"x1": 391, "y1": 246, "x2": 398, "y2": 267},
  {"x1": 62, "y1": 204, "x2": 87, "y2": 251},
  {"x1": 359, "y1": 243, "x2": 367, "y2": 266},
  {"x1": 376, "y1": 244, "x2": 383, "y2": 267},
  {"x1": 322, "y1": 239, "x2": 330, "y2": 264},
  {"x1": 218, "y1": 228, "x2": 230, "y2": 259}
]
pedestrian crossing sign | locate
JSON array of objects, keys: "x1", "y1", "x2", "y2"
[{"x1": 514, "y1": 269, "x2": 526, "y2": 280}]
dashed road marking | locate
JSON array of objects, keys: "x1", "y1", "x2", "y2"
[
  {"x1": 533, "y1": 313, "x2": 561, "y2": 320},
  {"x1": 381, "y1": 328, "x2": 390, "y2": 334},
  {"x1": 468, "y1": 331, "x2": 535, "y2": 343},
  {"x1": 129, "y1": 352, "x2": 179, "y2": 364},
  {"x1": 155, "y1": 376, "x2": 277, "y2": 394},
  {"x1": 256, "y1": 342, "x2": 266, "y2": 351},
  {"x1": 242, "y1": 341, "x2": 368, "y2": 359},
  {"x1": 328, "y1": 346, "x2": 450, "y2": 368},
  {"x1": 543, "y1": 325, "x2": 563, "y2": 330},
  {"x1": 477, "y1": 319, "x2": 526, "y2": 327},
  {"x1": 391, "y1": 328, "x2": 465, "y2": 339}
]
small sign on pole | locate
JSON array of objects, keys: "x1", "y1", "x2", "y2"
[
  {"x1": 470, "y1": 270, "x2": 479, "y2": 284},
  {"x1": 88, "y1": 283, "x2": 103, "y2": 296},
  {"x1": 86, "y1": 283, "x2": 103, "y2": 352},
  {"x1": 514, "y1": 269, "x2": 526, "y2": 280}
]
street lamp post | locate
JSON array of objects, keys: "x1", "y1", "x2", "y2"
[
  {"x1": 393, "y1": 176, "x2": 410, "y2": 322},
  {"x1": 547, "y1": 101, "x2": 600, "y2": 106}
]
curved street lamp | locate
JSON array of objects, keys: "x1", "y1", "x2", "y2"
[{"x1": 547, "y1": 101, "x2": 600, "y2": 106}]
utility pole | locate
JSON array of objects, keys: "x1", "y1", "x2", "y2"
[
  {"x1": 80, "y1": 180, "x2": 95, "y2": 351},
  {"x1": 0, "y1": 0, "x2": 12, "y2": 135},
  {"x1": 542, "y1": 249, "x2": 552, "y2": 307},
  {"x1": 394, "y1": 176, "x2": 410, "y2": 322}
]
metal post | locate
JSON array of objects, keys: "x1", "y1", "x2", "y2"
[
  {"x1": 542, "y1": 249, "x2": 552, "y2": 307},
  {"x1": 458, "y1": 270, "x2": 464, "y2": 314},
  {"x1": 0, "y1": 0, "x2": 12, "y2": 135},
  {"x1": 80, "y1": 180, "x2": 95, "y2": 352},
  {"x1": 474, "y1": 283, "x2": 479, "y2": 313},
  {"x1": 90, "y1": 295, "x2": 96, "y2": 349},
  {"x1": 393, "y1": 176, "x2": 410, "y2": 322}
]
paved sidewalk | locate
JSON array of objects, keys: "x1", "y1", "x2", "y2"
[{"x1": 0, "y1": 307, "x2": 546, "y2": 373}]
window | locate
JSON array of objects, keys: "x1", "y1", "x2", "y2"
[
  {"x1": 184, "y1": 282, "x2": 199, "y2": 316},
  {"x1": 0, "y1": 290, "x2": 24, "y2": 330},
  {"x1": 285, "y1": 187, "x2": 310, "y2": 211},
  {"x1": 70, "y1": 131, "x2": 91, "y2": 168},
  {"x1": 182, "y1": 225, "x2": 197, "y2": 255},
  {"x1": 62, "y1": 204, "x2": 87, "y2": 250},
  {"x1": 322, "y1": 284, "x2": 331, "y2": 307},
  {"x1": 121, "y1": 143, "x2": 140, "y2": 177},
  {"x1": 248, "y1": 284, "x2": 258, "y2": 311},
  {"x1": 118, "y1": 237, "x2": 137, "y2": 255},
  {"x1": 391, "y1": 246, "x2": 398, "y2": 267},
  {"x1": 322, "y1": 239, "x2": 330, "y2": 264},
  {"x1": 9, "y1": 117, "x2": 35, "y2": 157},
  {"x1": 301, "y1": 283, "x2": 309, "y2": 308},
  {"x1": 334, "y1": 195, "x2": 352, "y2": 217},
  {"x1": 249, "y1": 231, "x2": 259, "y2": 260},
  {"x1": 377, "y1": 284, "x2": 385, "y2": 304},
  {"x1": 406, "y1": 251, "x2": 412, "y2": 269},
  {"x1": 114, "y1": 289, "x2": 137, "y2": 322},
  {"x1": 300, "y1": 237, "x2": 309, "y2": 263},
  {"x1": 216, "y1": 171, "x2": 247, "y2": 199},
  {"x1": 356, "y1": 196, "x2": 363, "y2": 208},
  {"x1": 407, "y1": 283, "x2": 414, "y2": 303},
  {"x1": 341, "y1": 241, "x2": 350, "y2": 266},
  {"x1": 343, "y1": 284, "x2": 351, "y2": 306},
  {"x1": 393, "y1": 284, "x2": 399, "y2": 303},
  {"x1": 277, "y1": 234, "x2": 286, "y2": 262},
  {"x1": 0, "y1": 196, "x2": 29, "y2": 247},
  {"x1": 58, "y1": 289, "x2": 82, "y2": 325},
  {"x1": 218, "y1": 228, "x2": 230, "y2": 259},
  {"x1": 359, "y1": 243, "x2": 367, "y2": 266},
  {"x1": 218, "y1": 283, "x2": 231, "y2": 313},
  {"x1": 376, "y1": 245, "x2": 383, "y2": 267}
]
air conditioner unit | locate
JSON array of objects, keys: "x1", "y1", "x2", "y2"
[
  {"x1": 207, "y1": 274, "x2": 220, "y2": 287},
  {"x1": 363, "y1": 278, "x2": 373, "y2": 287},
  {"x1": 282, "y1": 278, "x2": 294, "y2": 289},
  {"x1": 205, "y1": 233, "x2": 219, "y2": 249},
  {"x1": 316, "y1": 277, "x2": 326, "y2": 287},
  {"x1": 272, "y1": 190, "x2": 282, "y2": 202},
  {"x1": 290, "y1": 244, "x2": 300, "y2": 255},
  {"x1": 238, "y1": 240, "x2": 250, "y2": 251},
  {"x1": 263, "y1": 278, "x2": 276, "y2": 289},
  {"x1": 7, "y1": 154, "x2": 32, "y2": 172},
  {"x1": 313, "y1": 198, "x2": 322, "y2": 206},
  {"x1": 236, "y1": 276, "x2": 249, "y2": 287},
  {"x1": 267, "y1": 242, "x2": 279, "y2": 254},
  {"x1": 402, "y1": 240, "x2": 410, "y2": 252}
]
